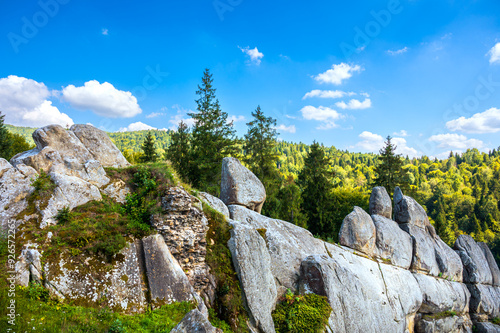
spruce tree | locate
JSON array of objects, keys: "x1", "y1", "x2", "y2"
[
  {"x1": 188, "y1": 69, "x2": 238, "y2": 190},
  {"x1": 373, "y1": 136, "x2": 409, "y2": 196},
  {"x1": 0, "y1": 111, "x2": 13, "y2": 160},
  {"x1": 298, "y1": 142, "x2": 334, "y2": 237},
  {"x1": 166, "y1": 121, "x2": 191, "y2": 181},
  {"x1": 140, "y1": 131, "x2": 159, "y2": 163}
]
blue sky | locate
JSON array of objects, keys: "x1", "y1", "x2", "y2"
[{"x1": 1, "y1": 0, "x2": 500, "y2": 158}]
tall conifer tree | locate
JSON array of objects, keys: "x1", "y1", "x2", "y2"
[
  {"x1": 166, "y1": 121, "x2": 191, "y2": 181},
  {"x1": 0, "y1": 111, "x2": 12, "y2": 160},
  {"x1": 373, "y1": 136, "x2": 409, "y2": 196},
  {"x1": 140, "y1": 131, "x2": 159, "y2": 163}
]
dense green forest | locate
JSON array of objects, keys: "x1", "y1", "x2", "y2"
[{"x1": 7, "y1": 124, "x2": 500, "y2": 259}]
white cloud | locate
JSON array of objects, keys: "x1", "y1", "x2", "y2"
[
  {"x1": 0, "y1": 75, "x2": 74, "y2": 127},
  {"x1": 446, "y1": 107, "x2": 500, "y2": 133},
  {"x1": 239, "y1": 46, "x2": 264, "y2": 65},
  {"x1": 275, "y1": 124, "x2": 296, "y2": 133},
  {"x1": 488, "y1": 43, "x2": 500, "y2": 64},
  {"x1": 429, "y1": 133, "x2": 484, "y2": 150},
  {"x1": 314, "y1": 63, "x2": 362, "y2": 85},
  {"x1": 168, "y1": 104, "x2": 195, "y2": 129},
  {"x1": 302, "y1": 90, "x2": 355, "y2": 100},
  {"x1": 227, "y1": 115, "x2": 246, "y2": 124},
  {"x1": 119, "y1": 121, "x2": 156, "y2": 132},
  {"x1": 102, "y1": 28, "x2": 109, "y2": 36},
  {"x1": 300, "y1": 105, "x2": 343, "y2": 130},
  {"x1": 393, "y1": 130, "x2": 409, "y2": 137},
  {"x1": 355, "y1": 131, "x2": 418, "y2": 157},
  {"x1": 146, "y1": 112, "x2": 165, "y2": 118},
  {"x1": 62, "y1": 80, "x2": 141, "y2": 118},
  {"x1": 387, "y1": 47, "x2": 408, "y2": 56},
  {"x1": 335, "y1": 98, "x2": 372, "y2": 110}
]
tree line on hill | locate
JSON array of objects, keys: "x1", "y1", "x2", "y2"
[{"x1": 4, "y1": 69, "x2": 500, "y2": 264}]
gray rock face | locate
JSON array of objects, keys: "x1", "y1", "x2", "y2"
[
  {"x1": 455, "y1": 235, "x2": 493, "y2": 285},
  {"x1": 372, "y1": 214, "x2": 413, "y2": 269},
  {"x1": 394, "y1": 186, "x2": 431, "y2": 229},
  {"x1": 413, "y1": 273, "x2": 470, "y2": 315},
  {"x1": 221, "y1": 157, "x2": 266, "y2": 213},
  {"x1": 15, "y1": 247, "x2": 42, "y2": 286},
  {"x1": 415, "y1": 314, "x2": 472, "y2": 333},
  {"x1": 299, "y1": 251, "x2": 422, "y2": 333},
  {"x1": 228, "y1": 222, "x2": 277, "y2": 333},
  {"x1": 0, "y1": 158, "x2": 37, "y2": 230},
  {"x1": 475, "y1": 322, "x2": 500, "y2": 333},
  {"x1": 338, "y1": 206, "x2": 376, "y2": 256},
  {"x1": 103, "y1": 179, "x2": 131, "y2": 204},
  {"x1": 228, "y1": 205, "x2": 329, "y2": 293},
  {"x1": 170, "y1": 309, "x2": 221, "y2": 333},
  {"x1": 369, "y1": 186, "x2": 392, "y2": 218},
  {"x1": 162, "y1": 187, "x2": 192, "y2": 212},
  {"x1": 467, "y1": 284, "x2": 500, "y2": 320},
  {"x1": 142, "y1": 234, "x2": 196, "y2": 306},
  {"x1": 478, "y1": 242, "x2": 500, "y2": 287},
  {"x1": 199, "y1": 192, "x2": 229, "y2": 220},
  {"x1": 70, "y1": 124, "x2": 130, "y2": 168},
  {"x1": 401, "y1": 223, "x2": 463, "y2": 281}
]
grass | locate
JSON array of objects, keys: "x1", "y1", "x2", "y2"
[
  {"x1": 492, "y1": 317, "x2": 500, "y2": 325},
  {"x1": 423, "y1": 310, "x2": 457, "y2": 320}
]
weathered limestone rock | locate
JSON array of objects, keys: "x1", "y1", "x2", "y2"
[
  {"x1": 299, "y1": 250, "x2": 422, "y2": 333},
  {"x1": 228, "y1": 222, "x2": 277, "y2": 333},
  {"x1": 229, "y1": 205, "x2": 329, "y2": 293},
  {"x1": 170, "y1": 309, "x2": 221, "y2": 333},
  {"x1": 455, "y1": 235, "x2": 493, "y2": 285},
  {"x1": 199, "y1": 192, "x2": 229, "y2": 220},
  {"x1": 0, "y1": 158, "x2": 37, "y2": 230},
  {"x1": 15, "y1": 247, "x2": 42, "y2": 286},
  {"x1": 221, "y1": 157, "x2": 266, "y2": 213},
  {"x1": 369, "y1": 186, "x2": 392, "y2": 218},
  {"x1": 413, "y1": 273, "x2": 470, "y2": 314},
  {"x1": 467, "y1": 284, "x2": 500, "y2": 320},
  {"x1": 478, "y1": 242, "x2": 500, "y2": 287},
  {"x1": 372, "y1": 214, "x2": 413, "y2": 269},
  {"x1": 70, "y1": 124, "x2": 130, "y2": 168},
  {"x1": 102, "y1": 179, "x2": 131, "y2": 204},
  {"x1": 394, "y1": 186, "x2": 431, "y2": 230},
  {"x1": 415, "y1": 314, "x2": 472, "y2": 333},
  {"x1": 338, "y1": 206, "x2": 376, "y2": 256},
  {"x1": 401, "y1": 223, "x2": 463, "y2": 281},
  {"x1": 142, "y1": 234, "x2": 196, "y2": 305},
  {"x1": 475, "y1": 322, "x2": 500, "y2": 333},
  {"x1": 44, "y1": 241, "x2": 147, "y2": 313},
  {"x1": 162, "y1": 187, "x2": 192, "y2": 212}
]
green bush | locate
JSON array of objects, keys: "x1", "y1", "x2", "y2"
[{"x1": 272, "y1": 290, "x2": 332, "y2": 333}]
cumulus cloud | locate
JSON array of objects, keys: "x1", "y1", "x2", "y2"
[
  {"x1": 302, "y1": 90, "x2": 355, "y2": 100},
  {"x1": 429, "y1": 133, "x2": 484, "y2": 150},
  {"x1": 146, "y1": 112, "x2": 165, "y2": 119},
  {"x1": 314, "y1": 63, "x2": 362, "y2": 85},
  {"x1": 227, "y1": 115, "x2": 246, "y2": 124},
  {"x1": 393, "y1": 130, "x2": 409, "y2": 137},
  {"x1": 355, "y1": 131, "x2": 418, "y2": 157},
  {"x1": 275, "y1": 124, "x2": 296, "y2": 133},
  {"x1": 488, "y1": 42, "x2": 500, "y2": 64},
  {"x1": 446, "y1": 108, "x2": 500, "y2": 133},
  {"x1": 119, "y1": 121, "x2": 156, "y2": 132},
  {"x1": 168, "y1": 104, "x2": 195, "y2": 129},
  {"x1": 387, "y1": 47, "x2": 408, "y2": 56},
  {"x1": 239, "y1": 46, "x2": 264, "y2": 65},
  {"x1": 300, "y1": 105, "x2": 343, "y2": 129},
  {"x1": 335, "y1": 98, "x2": 372, "y2": 110},
  {"x1": 0, "y1": 75, "x2": 73, "y2": 127},
  {"x1": 62, "y1": 80, "x2": 141, "y2": 118}
]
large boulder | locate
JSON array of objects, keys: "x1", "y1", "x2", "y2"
[
  {"x1": 299, "y1": 250, "x2": 422, "y2": 333},
  {"x1": 415, "y1": 314, "x2": 472, "y2": 333},
  {"x1": 70, "y1": 124, "x2": 130, "y2": 168},
  {"x1": 467, "y1": 284, "x2": 500, "y2": 320},
  {"x1": 228, "y1": 222, "x2": 277, "y2": 333},
  {"x1": 369, "y1": 186, "x2": 392, "y2": 219},
  {"x1": 372, "y1": 214, "x2": 413, "y2": 269},
  {"x1": 338, "y1": 206, "x2": 376, "y2": 256},
  {"x1": 475, "y1": 322, "x2": 500, "y2": 333},
  {"x1": 220, "y1": 157, "x2": 266, "y2": 213},
  {"x1": 478, "y1": 242, "x2": 500, "y2": 287},
  {"x1": 170, "y1": 309, "x2": 221, "y2": 333},
  {"x1": 455, "y1": 235, "x2": 493, "y2": 285},
  {"x1": 199, "y1": 192, "x2": 229, "y2": 220},
  {"x1": 394, "y1": 187, "x2": 432, "y2": 230}
]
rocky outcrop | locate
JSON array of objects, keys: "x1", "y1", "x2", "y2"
[
  {"x1": 478, "y1": 242, "x2": 500, "y2": 287},
  {"x1": 372, "y1": 214, "x2": 413, "y2": 269},
  {"x1": 199, "y1": 192, "x2": 230, "y2": 220},
  {"x1": 102, "y1": 179, "x2": 130, "y2": 204},
  {"x1": 70, "y1": 124, "x2": 130, "y2": 168},
  {"x1": 394, "y1": 186, "x2": 432, "y2": 230},
  {"x1": 415, "y1": 315, "x2": 472, "y2": 333},
  {"x1": 171, "y1": 309, "x2": 221, "y2": 333},
  {"x1": 338, "y1": 206, "x2": 376, "y2": 256},
  {"x1": 467, "y1": 284, "x2": 500, "y2": 321},
  {"x1": 15, "y1": 247, "x2": 42, "y2": 286},
  {"x1": 369, "y1": 186, "x2": 392, "y2": 218},
  {"x1": 475, "y1": 322, "x2": 500, "y2": 333},
  {"x1": 220, "y1": 157, "x2": 266, "y2": 213},
  {"x1": 455, "y1": 235, "x2": 494, "y2": 285}
]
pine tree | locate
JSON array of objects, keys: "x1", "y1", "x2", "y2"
[
  {"x1": 373, "y1": 136, "x2": 409, "y2": 196},
  {"x1": 166, "y1": 121, "x2": 191, "y2": 181},
  {"x1": 188, "y1": 69, "x2": 238, "y2": 191},
  {"x1": 140, "y1": 131, "x2": 159, "y2": 163},
  {"x1": 277, "y1": 176, "x2": 307, "y2": 228},
  {"x1": 298, "y1": 142, "x2": 334, "y2": 237},
  {"x1": 0, "y1": 111, "x2": 13, "y2": 160},
  {"x1": 434, "y1": 196, "x2": 454, "y2": 246}
]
